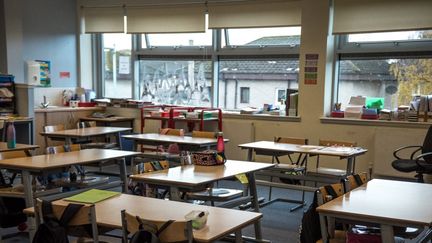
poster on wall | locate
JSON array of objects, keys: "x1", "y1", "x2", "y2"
[
  {"x1": 304, "y1": 54, "x2": 318, "y2": 85},
  {"x1": 118, "y1": 56, "x2": 130, "y2": 74},
  {"x1": 27, "y1": 60, "x2": 51, "y2": 87},
  {"x1": 37, "y1": 60, "x2": 51, "y2": 87}
]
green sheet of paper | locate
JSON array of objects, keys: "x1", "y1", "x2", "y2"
[{"x1": 64, "y1": 189, "x2": 120, "y2": 204}]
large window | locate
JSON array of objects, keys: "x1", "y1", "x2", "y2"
[
  {"x1": 218, "y1": 59, "x2": 299, "y2": 110},
  {"x1": 139, "y1": 59, "x2": 212, "y2": 106},
  {"x1": 98, "y1": 26, "x2": 300, "y2": 115},
  {"x1": 336, "y1": 30, "x2": 432, "y2": 111},
  {"x1": 102, "y1": 34, "x2": 132, "y2": 98}
]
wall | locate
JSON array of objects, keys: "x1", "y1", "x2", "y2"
[
  {"x1": 1, "y1": 0, "x2": 79, "y2": 112},
  {"x1": 21, "y1": 0, "x2": 77, "y2": 87}
]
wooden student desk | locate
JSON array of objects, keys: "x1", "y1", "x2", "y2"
[
  {"x1": 0, "y1": 142, "x2": 39, "y2": 185},
  {"x1": 40, "y1": 127, "x2": 132, "y2": 149},
  {"x1": 238, "y1": 141, "x2": 367, "y2": 211},
  {"x1": 122, "y1": 133, "x2": 229, "y2": 151},
  {"x1": 238, "y1": 141, "x2": 367, "y2": 175},
  {"x1": 130, "y1": 160, "x2": 274, "y2": 240},
  {"x1": 79, "y1": 116, "x2": 135, "y2": 129},
  {"x1": 0, "y1": 149, "x2": 141, "y2": 207},
  {"x1": 0, "y1": 142, "x2": 39, "y2": 155},
  {"x1": 317, "y1": 179, "x2": 432, "y2": 243},
  {"x1": 25, "y1": 193, "x2": 262, "y2": 243}
]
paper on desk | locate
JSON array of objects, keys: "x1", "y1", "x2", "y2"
[
  {"x1": 319, "y1": 146, "x2": 355, "y2": 154},
  {"x1": 297, "y1": 145, "x2": 322, "y2": 150},
  {"x1": 64, "y1": 189, "x2": 120, "y2": 204},
  {"x1": 349, "y1": 96, "x2": 366, "y2": 106}
]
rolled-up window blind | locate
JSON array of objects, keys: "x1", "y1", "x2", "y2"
[
  {"x1": 208, "y1": 0, "x2": 301, "y2": 29},
  {"x1": 83, "y1": 7, "x2": 125, "y2": 33},
  {"x1": 126, "y1": 5, "x2": 205, "y2": 34},
  {"x1": 333, "y1": 0, "x2": 432, "y2": 34}
]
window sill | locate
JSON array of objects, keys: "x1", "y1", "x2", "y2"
[
  {"x1": 321, "y1": 117, "x2": 432, "y2": 128},
  {"x1": 223, "y1": 112, "x2": 301, "y2": 122}
]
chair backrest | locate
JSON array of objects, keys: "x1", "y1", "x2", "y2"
[
  {"x1": 319, "y1": 139, "x2": 356, "y2": 147},
  {"x1": 0, "y1": 150, "x2": 28, "y2": 160},
  {"x1": 121, "y1": 210, "x2": 192, "y2": 243},
  {"x1": 159, "y1": 128, "x2": 184, "y2": 136},
  {"x1": 44, "y1": 124, "x2": 65, "y2": 133},
  {"x1": 422, "y1": 125, "x2": 432, "y2": 162},
  {"x1": 192, "y1": 130, "x2": 215, "y2": 139},
  {"x1": 46, "y1": 144, "x2": 81, "y2": 154},
  {"x1": 133, "y1": 160, "x2": 169, "y2": 174},
  {"x1": 35, "y1": 199, "x2": 96, "y2": 227},
  {"x1": 343, "y1": 172, "x2": 368, "y2": 192},
  {"x1": 34, "y1": 199, "x2": 99, "y2": 243},
  {"x1": 77, "y1": 121, "x2": 97, "y2": 128},
  {"x1": 274, "y1": 137, "x2": 308, "y2": 145},
  {"x1": 317, "y1": 183, "x2": 344, "y2": 206}
]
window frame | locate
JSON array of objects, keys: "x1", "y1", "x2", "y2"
[
  {"x1": 240, "y1": 87, "x2": 250, "y2": 104},
  {"x1": 333, "y1": 32, "x2": 432, "y2": 112},
  {"x1": 95, "y1": 27, "x2": 301, "y2": 110}
]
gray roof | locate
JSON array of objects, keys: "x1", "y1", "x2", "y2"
[{"x1": 246, "y1": 36, "x2": 301, "y2": 46}]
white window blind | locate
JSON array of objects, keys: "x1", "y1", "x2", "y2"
[
  {"x1": 333, "y1": 0, "x2": 432, "y2": 34},
  {"x1": 126, "y1": 5, "x2": 205, "y2": 34},
  {"x1": 208, "y1": 0, "x2": 301, "y2": 29},
  {"x1": 83, "y1": 7, "x2": 125, "y2": 33}
]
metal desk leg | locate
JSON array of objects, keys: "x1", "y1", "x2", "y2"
[
  {"x1": 346, "y1": 157, "x2": 354, "y2": 174},
  {"x1": 118, "y1": 158, "x2": 128, "y2": 193},
  {"x1": 246, "y1": 172, "x2": 262, "y2": 240},
  {"x1": 22, "y1": 170, "x2": 33, "y2": 207},
  {"x1": 381, "y1": 224, "x2": 395, "y2": 243},
  {"x1": 235, "y1": 229, "x2": 242, "y2": 243},
  {"x1": 22, "y1": 170, "x2": 36, "y2": 241},
  {"x1": 247, "y1": 148, "x2": 254, "y2": 161},
  {"x1": 117, "y1": 132, "x2": 123, "y2": 150}
]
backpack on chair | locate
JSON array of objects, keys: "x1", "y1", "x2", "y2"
[
  {"x1": 130, "y1": 217, "x2": 174, "y2": 243},
  {"x1": 32, "y1": 200, "x2": 84, "y2": 243}
]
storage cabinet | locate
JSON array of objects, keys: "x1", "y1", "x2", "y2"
[{"x1": 0, "y1": 75, "x2": 16, "y2": 116}]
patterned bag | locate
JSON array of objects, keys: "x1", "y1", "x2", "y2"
[{"x1": 192, "y1": 150, "x2": 226, "y2": 166}]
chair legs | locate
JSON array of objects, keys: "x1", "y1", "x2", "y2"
[{"x1": 415, "y1": 173, "x2": 424, "y2": 183}]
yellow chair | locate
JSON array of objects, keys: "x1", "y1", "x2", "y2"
[
  {"x1": 191, "y1": 130, "x2": 215, "y2": 139},
  {"x1": 343, "y1": 172, "x2": 368, "y2": 192},
  {"x1": 121, "y1": 210, "x2": 192, "y2": 243},
  {"x1": 316, "y1": 183, "x2": 346, "y2": 243},
  {"x1": 35, "y1": 199, "x2": 99, "y2": 243},
  {"x1": 130, "y1": 160, "x2": 170, "y2": 197}
]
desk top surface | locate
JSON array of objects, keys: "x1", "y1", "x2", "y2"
[
  {"x1": 25, "y1": 193, "x2": 262, "y2": 242},
  {"x1": 317, "y1": 179, "x2": 432, "y2": 227},
  {"x1": 0, "y1": 149, "x2": 140, "y2": 171},
  {"x1": 130, "y1": 160, "x2": 274, "y2": 187},
  {"x1": 238, "y1": 141, "x2": 367, "y2": 157},
  {"x1": 123, "y1": 133, "x2": 228, "y2": 146},
  {"x1": 0, "y1": 142, "x2": 39, "y2": 152},
  {"x1": 40, "y1": 127, "x2": 131, "y2": 137}
]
